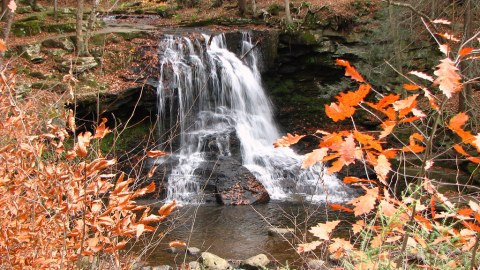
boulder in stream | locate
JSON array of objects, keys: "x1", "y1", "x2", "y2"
[
  {"x1": 240, "y1": 254, "x2": 271, "y2": 270},
  {"x1": 200, "y1": 252, "x2": 233, "y2": 270}
]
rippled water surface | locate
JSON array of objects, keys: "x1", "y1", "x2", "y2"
[{"x1": 131, "y1": 201, "x2": 353, "y2": 267}]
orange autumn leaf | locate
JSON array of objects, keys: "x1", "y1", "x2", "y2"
[
  {"x1": 374, "y1": 154, "x2": 391, "y2": 185},
  {"x1": 328, "y1": 159, "x2": 345, "y2": 174},
  {"x1": 403, "y1": 83, "x2": 420, "y2": 91},
  {"x1": 297, "y1": 241, "x2": 321, "y2": 253},
  {"x1": 453, "y1": 144, "x2": 480, "y2": 163},
  {"x1": 147, "y1": 150, "x2": 169, "y2": 158},
  {"x1": 354, "y1": 131, "x2": 383, "y2": 152},
  {"x1": 309, "y1": 220, "x2": 341, "y2": 240},
  {"x1": 339, "y1": 134, "x2": 356, "y2": 165},
  {"x1": 134, "y1": 182, "x2": 156, "y2": 197},
  {"x1": 328, "y1": 237, "x2": 353, "y2": 257},
  {"x1": 75, "y1": 131, "x2": 92, "y2": 157},
  {"x1": 459, "y1": 47, "x2": 474, "y2": 57},
  {"x1": 402, "y1": 133, "x2": 425, "y2": 153},
  {"x1": 348, "y1": 187, "x2": 379, "y2": 216},
  {"x1": 274, "y1": 133, "x2": 305, "y2": 148},
  {"x1": 302, "y1": 147, "x2": 329, "y2": 169},
  {"x1": 448, "y1": 112, "x2": 469, "y2": 131},
  {"x1": 136, "y1": 224, "x2": 145, "y2": 238},
  {"x1": 169, "y1": 240, "x2": 187, "y2": 247},
  {"x1": 159, "y1": 199, "x2": 177, "y2": 216},
  {"x1": 379, "y1": 121, "x2": 396, "y2": 139},
  {"x1": 434, "y1": 58, "x2": 462, "y2": 98},
  {"x1": 335, "y1": 59, "x2": 365, "y2": 82},
  {"x1": 336, "y1": 84, "x2": 371, "y2": 107},
  {"x1": 352, "y1": 220, "x2": 365, "y2": 234},
  {"x1": 94, "y1": 118, "x2": 110, "y2": 139},
  {"x1": 325, "y1": 102, "x2": 356, "y2": 122},
  {"x1": 0, "y1": 39, "x2": 6, "y2": 52},
  {"x1": 393, "y1": 94, "x2": 418, "y2": 118},
  {"x1": 329, "y1": 203, "x2": 354, "y2": 212}
]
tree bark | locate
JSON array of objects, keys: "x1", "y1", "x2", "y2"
[
  {"x1": 284, "y1": 0, "x2": 292, "y2": 23},
  {"x1": 83, "y1": 0, "x2": 100, "y2": 56},
  {"x1": 2, "y1": 2, "x2": 14, "y2": 43},
  {"x1": 458, "y1": 0, "x2": 473, "y2": 113},
  {"x1": 75, "y1": 0, "x2": 85, "y2": 56},
  {"x1": 251, "y1": 0, "x2": 256, "y2": 16},
  {"x1": 238, "y1": 0, "x2": 246, "y2": 16}
]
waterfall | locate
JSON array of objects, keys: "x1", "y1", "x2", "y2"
[{"x1": 155, "y1": 32, "x2": 353, "y2": 204}]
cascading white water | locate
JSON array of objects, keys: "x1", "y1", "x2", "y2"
[{"x1": 156, "y1": 32, "x2": 353, "y2": 204}]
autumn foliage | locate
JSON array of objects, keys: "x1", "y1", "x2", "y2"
[
  {"x1": 0, "y1": 70, "x2": 175, "y2": 268},
  {"x1": 275, "y1": 20, "x2": 480, "y2": 268}
]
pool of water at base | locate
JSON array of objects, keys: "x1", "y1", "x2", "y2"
[{"x1": 129, "y1": 200, "x2": 354, "y2": 267}]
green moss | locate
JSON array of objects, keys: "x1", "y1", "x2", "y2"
[
  {"x1": 99, "y1": 121, "x2": 154, "y2": 154},
  {"x1": 13, "y1": 20, "x2": 44, "y2": 36},
  {"x1": 42, "y1": 23, "x2": 76, "y2": 33},
  {"x1": 300, "y1": 32, "x2": 317, "y2": 45}
]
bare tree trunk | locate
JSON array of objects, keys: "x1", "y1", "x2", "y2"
[
  {"x1": 459, "y1": 0, "x2": 473, "y2": 113},
  {"x1": 238, "y1": 0, "x2": 246, "y2": 16},
  {"x1": 2, "y1": 2, "x2": 14, "y2": 42},
  {"x1": 0, "y1": 0, "x2": 14, "y2": 60},
  {"x1": 251, "y1": 0, "x2": 256, "y2": 16},
  {"x1": 83, "y1": 0, "x2": 100, "y2": 56},
  {"x1": 75, "y1": 0, "x2": 85, "y2": 56},
  {"x1": 54, "y1": 0, "x2": 58, "y2": 21},
  {"x1": 2, "y1": 0, "x2": 8, "y2": 16},
  {"x1": 284, "y1": 0, "x2": 292, "y2": 23}
]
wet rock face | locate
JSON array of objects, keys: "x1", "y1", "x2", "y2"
[{"x1": 195, "y1": 156, "x2": 270, "y2": 205}]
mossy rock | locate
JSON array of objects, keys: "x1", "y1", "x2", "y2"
[
  {"x1": 13, "y1": 20, "x2": 44, "y2": 37},
  {"x1": 17, "y1": 14, "x2": 46, "y2": 22},
  {"x1": 31, "y1": 81, "x2": 68, "y2": 92},
  {"x1": 42, "y1": 23, "x2": 76, "y2": 33},
  {"x1": 115, "y1": 31, "x2": 148, "y2": 41},
  {"x1": 89, "y1": 33, "x2": 120, "y2": 46},
  {"x1": 16, "y1": 6, "x2": 33, "y2": 14}
]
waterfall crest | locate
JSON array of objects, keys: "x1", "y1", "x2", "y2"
[{"x1": 155, "y1": 32, "x2": 354, "y2": 204}]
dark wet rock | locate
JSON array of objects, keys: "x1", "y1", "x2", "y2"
[
  {"x1": 195, "y1": 156, "x2": 270, "y2": 205},
  {"x1": 268, "y1": 227, "x2": 294, "y2": 237},
  {"x1": 290, "y1": 134, "x2": 321, "y2": 155},
  {"x1": 240, "y1": 254, "x2": 270, "y2": 270},
  {"x1": 58, "y1": 57, "x2": 98, "y2": 73},
  {"x1": 200, "y1": 252, "x2": 232, "y2": 270}
]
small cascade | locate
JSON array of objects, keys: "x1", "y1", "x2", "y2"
[{"x1": 155, "y1": 32, "x2": 354, "y2": 204}]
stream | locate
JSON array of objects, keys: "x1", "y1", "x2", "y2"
[{"x1": 131, "y1": 201, "x2": 353, "y2": 267}]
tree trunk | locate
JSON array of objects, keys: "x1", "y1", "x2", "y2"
[
  {"x1": 2, "y1": 0, "x2": 8, "y2": 16},
  {"x1": 83, "y1": 0, "x2": 100, "y2": 56},
  {"x1": 54, "y1": 0, "x2": 58, "y2": 21},
  {"x1": 284, "y1": 0, "x2": 292, "y2": 23},
  {"x1": 251, "y1": 0, "x2": 256, "y2": 16},
  {"x1": 238, "y1": 0, "x2": 246, "y2": 16},
  {"x1": 75, "y1": 0, "x2": 85, "y2": 56},
  {"x1": 458, "y1": 0, "x2": 473, "y2": 113},
  {"x1": 2, "y1": 2, "x2": 14, "y2": 42}
]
